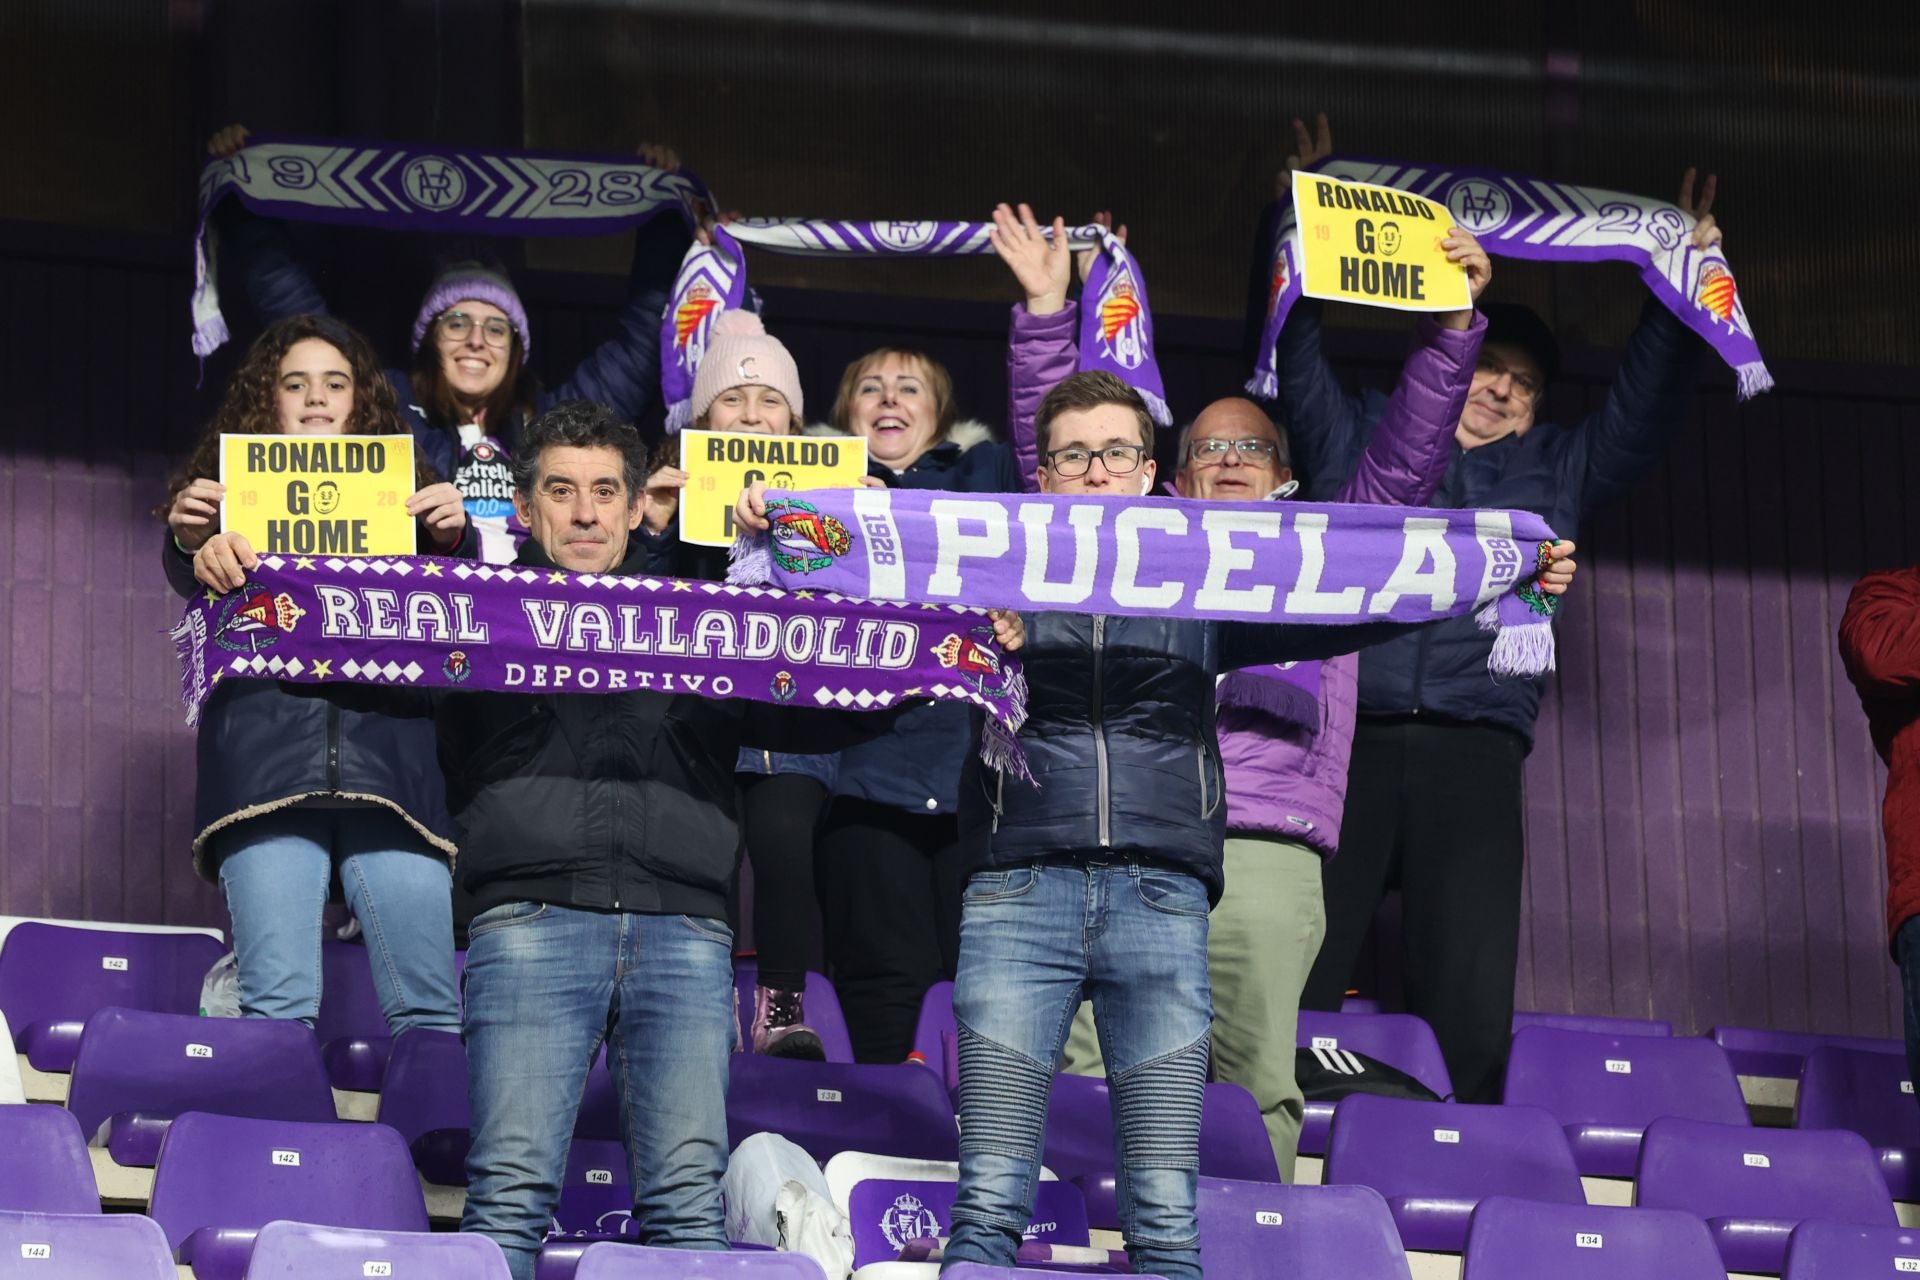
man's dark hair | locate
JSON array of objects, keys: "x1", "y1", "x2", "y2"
[
  {"x1": 1034, "y1": 371, "x2": 1154, "y2": 459},
  {"x1": 1480, "y1": 302, "x2": 1562, "y2": 387},
  {"x1": 512, "y1": 399, "x2": 648, "y2": 498}
]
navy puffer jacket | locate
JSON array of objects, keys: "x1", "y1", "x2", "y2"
[
  {"x1": 959, "y1": 612, "x2": 1410, "y2": 902},
  {"x1": 164, "y1": 537, "x2": 458, "y2": 876}
]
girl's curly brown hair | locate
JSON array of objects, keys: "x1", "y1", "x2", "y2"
[{"x1": 156, "y1": 314, "x2": 435, "y2": 518}]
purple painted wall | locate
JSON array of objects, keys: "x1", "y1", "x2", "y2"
[{"x1": 2, "y1": 222, "x2": 1916, "y2": 1039}]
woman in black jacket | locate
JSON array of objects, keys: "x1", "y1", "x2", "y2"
[{"x1": 160, "y1": 313, "x2": 471, "y2": 1033}]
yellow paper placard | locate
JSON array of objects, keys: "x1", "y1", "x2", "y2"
[
  {"x1": 218, "y1": 434, "x2": 416, "y2": 557},
  {"x1": 679, "y1": 430, "x2": 870, "y2": 547},
  {"x1": 1292, "y1": 170, "x2": 1470, "y2": 313}
]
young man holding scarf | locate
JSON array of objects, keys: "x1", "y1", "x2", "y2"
[
  {"x1": 877, "y1": 370, "x2": 1577, "y2": 1280},
  {"x1": 988, "y1": 199, "x2": 1495, "y2": 1178},
  {"x1": 1269, "y1": 116, "x2": 1724, "y2": 1103},
  {"x1": 271, "y1": 399, "x2": 1020, "y2": 1280}
]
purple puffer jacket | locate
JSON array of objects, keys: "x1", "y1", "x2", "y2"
[{"x1": 1006, "y1": 302, "x2": 1484, "y2": 857}]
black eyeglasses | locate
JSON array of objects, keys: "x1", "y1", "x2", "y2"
[
  {"x1": 1043, "y1": 444, "x2": 1149, "y2": 478},
  {"x1": 440, "y1": 311, "x2": 516, "y2": 348},
  {"x1": 1187, "y1": 438, "x2": 1283, "y2": 466}
]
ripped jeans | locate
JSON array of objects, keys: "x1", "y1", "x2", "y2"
[{"x1": 944, "y1": 861, "x2": 1212, "y2": 1280}]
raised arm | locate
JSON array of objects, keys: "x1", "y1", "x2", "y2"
[
  {"x1": 1334, "y1": 230, "x2": 1491, "y2": 506},
  {"x1": 1841, "y1": 569, "x2": 1920, "y2": 705},
  {"x1": 548, "y1": 143, "x2": 695, "y2": 423},
  {"x1": 1564, "y1": 169, "x2": 1720, "y2": 515},
  {"x1": 206, "y1": 125, "x2": 332, "y2": 326},
  {"x1": 990, "y1": 202, "x2": 1086, "y2": 493}
]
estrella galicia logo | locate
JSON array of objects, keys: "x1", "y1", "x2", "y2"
[
  {"x1": 402, "y1": 155, "x2": 466, "y2": 209},
  {"x1": 878, "y1": 1192, "x2": 941, "y2": 1250},
  {"x1": 766, "y1": 498, "x2": 852, "y2": 575},
  {"x1": 214, "y1": 588, "x2": 306, "y2": 653},
  {"x1": 442, "y1": 649, "x2": 473, "y2": 684},
  {"x1": 769, "y1": 670, "x2": 797, "y2": 702}
]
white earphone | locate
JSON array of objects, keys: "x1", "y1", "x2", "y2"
[{"x1": 1140, "y1": 475, "x2": 1153, "y2": 496}]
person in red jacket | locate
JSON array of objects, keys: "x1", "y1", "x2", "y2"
[{"x1": 1839, "y1": 567, "x2": 1920, "y2": 1090}]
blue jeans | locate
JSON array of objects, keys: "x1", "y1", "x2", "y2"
[
  {"x1": 214, "y1": 805, "x2": 459, "y2": 1034},
  {"x1": 460, "y1": 902, "x2": 736, "y2": 1280},
  {"x1": 943, "y1": 862, "x2": 1212, "y2": 1280}
]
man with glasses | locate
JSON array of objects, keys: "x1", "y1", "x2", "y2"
[{"x1": 1269, "y1": 114, "x2": 1726, "y2": 1104}]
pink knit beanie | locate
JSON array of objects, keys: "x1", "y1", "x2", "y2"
[{"x1": 692, "y1": 311, "x2": 804, "y2": 424}]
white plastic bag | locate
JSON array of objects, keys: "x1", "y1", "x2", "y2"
[
  {"x1": 723, "y1": 1132, "x2": 854, "y2": 1279},
  {"x1": 199, "y1": 951, "x2": 242, "y2": 1018}
]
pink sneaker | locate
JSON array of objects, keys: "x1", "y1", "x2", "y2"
[{"x1": 751, "y1": 984, "x2": 826, "y2": 1060}]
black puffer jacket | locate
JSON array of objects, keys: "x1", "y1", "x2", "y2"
[
  {"x1": 164, "y1": 537, "x2": 459, "y2": 876},
  {"x1": 959, "y1": 612, "x2": 1410, "y2": 902},
  {"x1": 338, "y1": 538, "x2": 890, "y2": 921}
]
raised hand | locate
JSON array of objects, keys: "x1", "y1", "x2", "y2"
[
  {"x1": 1280, "y1": 112, "x2": 1334, "y2": 195},
  {"x1": 1075, "y1": 210, "x2": 1128, "y2": 286},
  {"x1": 637, "y1": 142, "x2": 682, "y2": 174},
  {"x1": 986, "y1": 608, "x2": 1026, "y2": 653},
  {"x1": 1439, "y1": 227, "x2": 1493, "y2": 330},
  {"x1": 989, "y1": 202, "x2": 1072, "y2": 317},
  {"x1": 643, "y1": 464, "x2": 689, "y2": 534},
  {"x1": 1679, "y1": 167, "x2": 1722, "y2": 250},
  {"x1": 406, "y1": 481, "x2": 469, "y2": 551},
  {"x1": 1538, "y1": 540, "x2": 1578, "y2": 596},
  {"x1": 168, "y1": 477, "x2": 227, "y2": 552},
  {"x1": 207, "y1": 124, "x2": 251, "y2": 159}
]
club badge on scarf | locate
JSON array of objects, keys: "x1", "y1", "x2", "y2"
[
  {"x1": 1248, "y1": 157, "x2": 1773, "y2": 401},
  {"x1": 730, "y1": 487, "x2": 1564, "y2": 678},
  {"x1": 661, "y1": 219, "x2": 1169, "y2": 430},
  {"x1": 191, "y1": 137, "x2": 705, "y2": 357},
  {"x1": 170, "y1": 554, "x2": 1031, "y2": 777},
  {"x1": 661, "y1": 225, "x2": 750, "y2": 431}
]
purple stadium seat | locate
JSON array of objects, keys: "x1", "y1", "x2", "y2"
[
  {"x1": 147, "y1": 1111, "x2": 428, "y2": 1280},
  {"x1": 1711, "y1": 1024, "x2": 1903, "y2": 1079},
  {"x1": 374, "y1": 1028, "x2": 471, "y2": 1185},
  {"x1": 0, "y1": 1208, "x2": 173, "y2": 1277},
  {"x1": 245, "y1": 1219, "x2": 513, "y2": 1277},
  {"x1": 553, "y1": 1138, "x2": 641, "y2": 1239},
  {"x1": 0, "y1": 922, "x2": 224, "y2": 1071},
  {"x1": 0, "y1": 1105, "x2": 100, "y2": 1213},
  {"x1": 1500, "y1": 1026, "x2": 1748, "y2": 1176},
  {"x1": 0, "y1": 1010, "x2": 24, "y2": 1103},
  {"x1": 316, "y1": 939, "x2": 393, "y2": 1092},
  {"x1": 1340, "y1": 997, "x2": 1383, "y2": 1014},
  {"x1": 942, "y1": 1266, "x2": 1165, "y2": 1280},
  {"x1": 1295, "y1": 1010, "x2": 1453, "y2": 1156},
  {"x1": 732, "y1": 960, "x2": 855, "y2": 1063},
  {"x1": 1635, "y1": 1114, "x2": 1898, "y2": 1273},
  {"x1": 1796, "y1": 1044, "x2": 1920, "y2": 1199},
  {"x1": 844, "y1": 1177, "x2": 1089, "y2": 1269},
  {"x1": 1510, "y1": 1010, "x2": 1673, "y2": 1037},
  {"x1": 908, "y1": 980, "x2": 958, "y2": 1090},
  {"x1": 1192, "y1": 1177, "x2": 1411, "y2": 1279},
  {"x1": 566, "y1": 1243, "x2": 831, "y2": 1279},
  {"x1": 64, "y1": 1006, "x2": 335, "y2": 1167},
  {"x1": 1322, "y1": 1094, "x2": 1584, "y2": 1252},
  {"x1": 1044, "y1": 1074, "x2": 1279, "y2": 1231},
  {"x1": 726, "y1": 1055, "x2": 958, "y2": 1164},
  {"x1": 1781, "y1": 1219, "x2": 1920, "y2": 1279},
  {"x1": 577, "y1": 1049, "x2": 623, "y2": 1141},
  {"x1": 1460, "y1": 1195, "x2": 1724, "y2": 1279}
]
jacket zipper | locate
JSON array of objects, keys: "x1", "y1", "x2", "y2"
[
  {"x1": 1093, "y1": 616, "x2": 1110, "y2": 848},
  {"x1": 326, "y1": 702, "x2": 341, "y2": 792},
  {"x1": 608, "y1": 705, "x2": 621, "y2": 911}
]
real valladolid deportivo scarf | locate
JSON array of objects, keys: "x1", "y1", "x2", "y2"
[
  {"x1": 660, "y1": 221, "x2": 1171, "y2": 430},
  {"x1": 727, "y1": 487, "x2": 1565, "y2": 679},
  {"x1": 1249, "y1": 156, "x2": 1774, "y2": 401},
  {"x1": 170, "y1": 554, "x2": 1033, "y2": 778},
  {"x1": 191, "y1": 138, "x2": 705, "y2": 357}
]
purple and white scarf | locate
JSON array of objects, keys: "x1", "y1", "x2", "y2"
[
  {"x1": 662, "y1": 220, "x2": 1171, "y2": 430},
  {"x1": 169, "y1": 553, "x2": 1031, "y2": 777},
  {"x1": 191, "y1": 137, "x2": 703, "y2": 356},
  {"x1": 728, "y1": 488, "x2": 1564, "y2": 678},
  {"x1": 1249, "y1": 156, "x2": 1773, "y2": 400}
]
